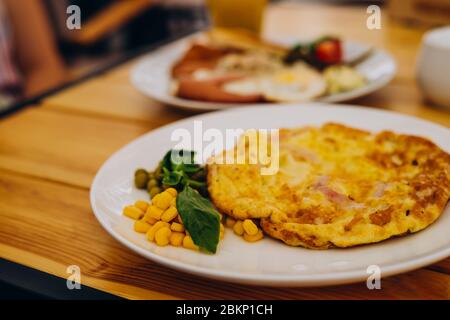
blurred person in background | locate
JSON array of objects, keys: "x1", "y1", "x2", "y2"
[
  {"x1": 0, "y1": 0, "x2": 66, "y2": 110},
  {"x1": 0, "y1": 0, "x2": 207, "y2": 111},
  {"x1": 46, "y1": 0, "x2": 206, "y2": 61}
]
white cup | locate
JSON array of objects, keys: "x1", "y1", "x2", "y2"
[{"x1": 417, "y1": 26, "x2": 450, "y2": 110}]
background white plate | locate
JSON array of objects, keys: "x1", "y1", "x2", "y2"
[
  {"x1": 90, "y1": 104, "x2": 450, "y2": 287},
  {"x1": 130, "y1": 34, "x2": 397, "y2": 111}
]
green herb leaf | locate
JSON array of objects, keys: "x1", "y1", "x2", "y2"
[
  {"x1": 161, "y1": 150, "x2": 174, "y2": 171},
  {"x1": 181, "y1": 163, "x2": 201, "y2": 173},
  {"x1": 162, "y1": 168, "x2": 182, "y2": 186},
  {"x1": 160, "y1": 149, "x2": 204, "y2": 192},
  {"x1": 162, "y1": 150, "x2": 201, "y2": 173},
  {"x1": 176, "y1": 186, "x2": 220, "y2": 253}
]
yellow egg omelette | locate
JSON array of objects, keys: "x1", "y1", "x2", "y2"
[{"x1": 207, "y1": 123, "x2": 450, "y2": 249}]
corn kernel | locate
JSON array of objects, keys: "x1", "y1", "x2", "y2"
[
  {"x1": 243, "y1": 219, "x2": 258, "y2": 236},
  {"x1": 134, "y1": 200, "x2": 149, "y2": 212},
  {"x1": 161, "y1": 206, "x2": 178, "y2": 222},
  {"x1": 233, "y1": 221, "x2": 244, "y2": 236},
  {"x1": 147, "y1": 205, "x2": 163, "y2": 220},
  {"x1": 143, "y1": 213, "x2": 158, "y2": 225},
  {"x1": 169, "y1": 232, "x2": 185, "y2": 246},
  {"x1": 170, "y1": 222, "x2": 185, "y2": 233},
  {"x1": 134, "y1": 219, "x2": 151, "y2": 233},
  {"x1": 243, "y1": 230, "x2": 264, "y2": 242},
  {"x1": 177, "y1": 215, "x2": 184, "y2": 224},
  {"x1": 166, "y1": 188, "x2": 177, "y2": 197},
  {"x1": 220, "y1": 223, "x2": 225, "y2": 239},
  {"x1": 225, "y1": 217, "x2": 236, "y2": 228},
  {"x1": 146, "y1": 221, "x2": 169, "y2": 242},
  {"x1": 155, "y1": 227, "x2": 172, "y2": 246},
  {"x1": 152, "y1": 192, "x2": 172, "y2": 210},
  {"x1": 123, "y1": 205, "x2": 144, "y2": 220},
  {"x1": 220, "y1": 230, "x2": 224, "y2": 240},
  {"x1": 170, "y1": 197, "x2": 176, "y2": 207},
  {"x1": 182, "y1": 235, "x2": 198, "y2": 250}
]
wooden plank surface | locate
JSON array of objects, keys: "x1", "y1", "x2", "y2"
[
  {"x1": 0, "y1": 171, "x2": 448, "y2": 300},
  {"x1": 1, "y1": 2, "x2": 449, "y2": 299},
  {"x1": 43, "y1": 77, "x2": 188, "y2": 123},
  {"x1": 0, "y1": 108, "x2": 153, "y2": 188},
  {"x1": 1, "y1": 104, "x2": 448, "y2": 282}
]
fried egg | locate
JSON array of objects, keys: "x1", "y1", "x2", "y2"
[{"x1": 222, "y1": 63, "x2": 326, "y2": 102}]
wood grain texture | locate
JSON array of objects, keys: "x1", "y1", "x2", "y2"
[
  {"x1": 43, "y1": 77, "x2": 189, "y2": 123},
  {"x1": 0, "y1": 108, "x2": 151, "y2": 188},
  {"x1": 0, "y1": 171, "x2": 448, "y2": 300},
  {"x1": 428, "y1": 259, "x2": 450, "y2": 275}
]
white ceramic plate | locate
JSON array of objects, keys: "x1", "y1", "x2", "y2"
[
  {"x1": 90, "y1": 104, "x2": 450, "y2": 287},
  {"x1": 130, "y1": 34, "x2": 396, "y2": 111}
]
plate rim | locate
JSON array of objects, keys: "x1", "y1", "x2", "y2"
[
  {"x1": 129, "y1": 33, "x2": 397, "y2": 111},
  {"x1": 90, "y1": 103, "x2": 450, "y2": 287}
]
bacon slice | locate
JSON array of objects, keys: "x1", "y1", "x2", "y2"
[{"x1": 172, "y1": 44, "x2": 240, "y2": 79}]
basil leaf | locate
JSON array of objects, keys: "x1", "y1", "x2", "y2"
[{"x1": 176, "y1": 186, "x2": 220, "y2": 253}]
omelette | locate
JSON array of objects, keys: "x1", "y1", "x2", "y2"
[{"x1": 207, "y1": 123, "x2": 450, "y2": 249}]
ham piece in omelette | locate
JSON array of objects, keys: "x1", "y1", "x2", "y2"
[{"x1": 207, "y1": 123, "x2": 450, "y2": 249}]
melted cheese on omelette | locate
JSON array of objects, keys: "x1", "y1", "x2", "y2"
[{"x1": 207, "y1": 123, "x2": 450, "y2": 249}]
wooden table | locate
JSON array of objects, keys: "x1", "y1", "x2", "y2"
[{"x1": 1, "y1": 3, "x2": 449, "y2": 299}]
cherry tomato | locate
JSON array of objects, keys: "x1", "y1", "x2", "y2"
[{"x1": 315, "y1": 39, "x2": 342, "y2": 65}]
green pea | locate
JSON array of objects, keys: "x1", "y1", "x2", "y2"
[
  {"x1": 146, "y1": 179, "x2": 158, "y2": 192},
  {"x1": 135, "y1": 168, "x2": 147, "y2": 177},
  {"x1": 149, "y1": 186, "x2": 161, "y2": 199},
  {"x1": 134, "y1": 172, "x2": 149, "y2": 189}
]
